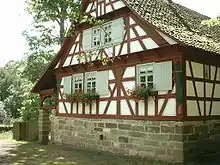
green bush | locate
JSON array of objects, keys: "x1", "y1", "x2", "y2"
[{"x1": 0, "y1": 125, "x2": 13, "y2": 133}]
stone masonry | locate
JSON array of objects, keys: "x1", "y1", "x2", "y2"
[
  {"x1": 51, "y1": 116, "x2": 220, "y2": 163},
  {"x1": 38, "y1": 110, "x2": 50, "y2": 145},
  {"x1": 183, "y1": 120, "x2": 220, "y2": 162},
  {"x1": 51, "y1": 116, "x2": 184, "y2": 163},
  {"x1": 49, "y1": 115, "x2": 220, "y2": 164}
]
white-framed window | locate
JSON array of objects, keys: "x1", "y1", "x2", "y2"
[
  {"x1": 85, "y1": 72, "x2": 97, "y2": 93},
  {"x1": 82, "y1": 18, "x2": 124, "y2": 51},
  {"x1": 72, "y1": 73, "x2": 83, "y2": 92},
  {"x1": 137, "y1": 61, "x2": 172, "y2": 91},
  {"x1": 92, "y1": 28, "x2": 101, "y2": 47},
  {"x1": 204, "y1": 64, "x2": 211, "y2": 79},
  {"x1": 63, "y1": 76, "x2": 72, "y2": 94},
  {"x1": 137, "y1": 63, "x2": 154, "y2": 89},
  {"x1": 103, "y1": 24, "x2": 112, "y2": 44},
  {"x1": 63, "y1": 71, "x2": 109, "y2": 96}
]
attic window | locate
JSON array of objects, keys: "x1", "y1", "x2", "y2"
[
  {"x1": 104, "y1": 24, "x2": 112, "y2": 44},
  {"x1": 82, "y1": 18, "x2": 124, "y2": 51},
  {"x1": 92, "y1": 28, "x2": 101, "y2": 47},
  {"x1": 204, "y1": 64, "x2": 211, "y2": 79}
]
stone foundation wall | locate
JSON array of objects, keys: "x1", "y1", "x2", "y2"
[
  {"x1": 51, "y1": 116, "x2": 184, "y2": 163},
  {"x1": 183, "y1": 120, "x2": 220, "y2": 162},
  {"x1": 50, "y1": 116, "x2": 220, "y2": 163}
]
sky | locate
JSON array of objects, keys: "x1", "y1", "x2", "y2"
[{"x1": 0, "y1": 0, "x2": 219, "y2": 67}]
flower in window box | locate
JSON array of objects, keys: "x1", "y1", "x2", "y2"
[
  {"x1": 65, "y1": 90, "x2": 84, "y2": 103},
  {"x1": 81, "y1": 92, "x2": 100, "y2": 104},
  {"x1": 127, "y1": 85, "x2": 156, "y2": 102}
]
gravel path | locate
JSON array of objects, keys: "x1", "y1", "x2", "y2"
[{"x1": 0, "y1": 141, "x2": 18, "y2": 165}]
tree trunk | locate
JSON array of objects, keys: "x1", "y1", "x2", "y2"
[{"x1": 59, "y1": 18, "x2": 65, "y2": 45}]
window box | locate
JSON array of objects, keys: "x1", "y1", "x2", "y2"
[
  {"x1": 65, "y1": 90, "x2": 99, "y2": 104},
  {"x1": 127, "y1": 85, "x2": 156, "y2": 102},
  {"x1": 65, "y1": 90, "x2": 84, "y2": 103},
  {"x1": 81, "y1": 92, "x2": 100, "y2": 104}
]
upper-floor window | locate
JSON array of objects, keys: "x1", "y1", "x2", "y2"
[{"x1": 83, "y1": 18, "x2": 124, "y2": 51}]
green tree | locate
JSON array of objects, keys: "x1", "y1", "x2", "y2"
[
  {"x1": 0, "y1": 68, "x2": 13, "y2": 101},
  {"x1": 202, "y1": 16, "x2": 220, "y2": 27},
  {"x1": 22, "y1": 51, "x2": 53, "y2": 83},
  {"x1": 26, "y1": 0, "x2": 82, "y2": 45},
  {"x1": 0, "y1": 101, "x2": 6, "y2": 124},
  {"x1": 0, "y1": 61, "x2": 25, "y2": 120},
  {"x1": 22, "y1": 0, "x2": 84, "y2": 83}
]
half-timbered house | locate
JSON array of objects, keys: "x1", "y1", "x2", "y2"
[{"x1": 32, "y1": 0, "x2": 220, "y2": 163}]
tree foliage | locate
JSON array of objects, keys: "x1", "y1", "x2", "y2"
[
  {"x1": 22, "y1": 51, "x2": 53, "y2": 83},
  {"x1": 0, "y1": 61, "x2": 24, "y2": 120},
  {"x1": 0, "y1": 101, "x2": 6, "y2": 124},
  {"x1": 202, "y1": 17, "x2": 220, "y2": 27},
  {"x1": 26, "y1": 0, "x2": 81, "y2": 44}
]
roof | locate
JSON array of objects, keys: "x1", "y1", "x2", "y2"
[{"x1": 124, "y1": 0, "x2": 220, "y2": 54}]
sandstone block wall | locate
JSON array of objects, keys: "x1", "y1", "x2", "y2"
[
  {"x1": 49, "y1": 115, "x2": 220, "y2": 163},
  {"x1": 38, "y1": 110, "x2": 50, "y2": 145},
  {"x1": 51, "y1": 116, "x2": 185, "y2": 163},
  {"x1": 183, "y1": 120, "x2": 220, "y2": 162}
]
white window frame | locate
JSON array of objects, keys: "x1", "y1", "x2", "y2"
[
  {"x1": 204, "y1": 64, "x2": 211, "y2": 79},
  {"x1": 72, "y1": 73, "x2": 84, "y2": 92},
  {"x1": 92, "y1": 28, "x2": 102, "y2": 47},
  {"x1": 137, "y1": 63, "x2": 155, "y2": 89},
  {"x1": 83, "y1": 18, "x2": 124, "y2": 51},
  {"x1": 103, "y1": 23, "x2": 112, "y2": 44},
  {"x1": 92, "y1": 23, "x2": 112, "y2": 48},
  {"x1": 85, "y1": 71, "x2": 97, "y2": 93}
]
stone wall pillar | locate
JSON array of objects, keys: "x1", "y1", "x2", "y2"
[
  {"x1": 38, "y1": 109, "x2": 50, "y2": 145},
  {"x1": 50, "y1": 110, "x2": 56, "y2": 144}
]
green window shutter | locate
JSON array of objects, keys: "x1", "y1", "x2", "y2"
[
  {"x1": 111, "y1": 18, "x2": 124, "y2": 44},
  {"x1": 154, "y1": 61, "x2": 172, "y2": 91},
  {"x1": 83, "y1": 29, "x2": 92, "y2": 51},
  {"x1": 96, "y1": 71, "x2": 109, "y2": 96},
  {"x1": 63, "y1": 76, "x2": 72, "y2": 94}
]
